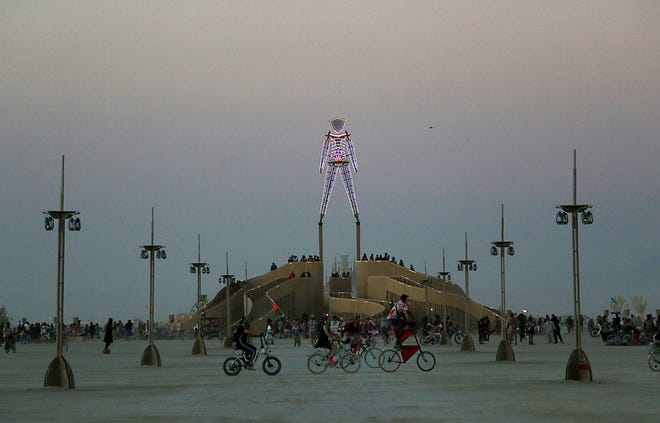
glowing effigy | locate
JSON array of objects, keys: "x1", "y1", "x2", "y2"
[{"x1": 319, "y1": 116, "x2": 359, "y2": 223}]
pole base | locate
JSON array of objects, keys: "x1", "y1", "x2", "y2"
[
  {"x1": 460, "y1": 334, "x2": 476, "y2": 352},
  {"x1": 141, "y1": 343, "x2": 162, "y2": 367},
  {"x1": 565, "y1": 347, "x2": 592, "y2": 381},
  {"x1": 44, "y1": 355, "x2": 75, "y2": 389},
  {"x1": 192, "y1": 337, "x2": 207, "y2": 355},
  {"x1": 496, "y1": 339, "x2": 515, "y2": 361}
]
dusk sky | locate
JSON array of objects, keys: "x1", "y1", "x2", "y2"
[{"x1": 1, "y1": 1, "x2": 658, "y2": 324}]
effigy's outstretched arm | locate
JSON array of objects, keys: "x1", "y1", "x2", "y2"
[
  {"x1": 319, "y1": 132, "x2": 330, "y2": 172},
  {"x1": 346, "y1": 134, "x2": 358, "y2": 172}
]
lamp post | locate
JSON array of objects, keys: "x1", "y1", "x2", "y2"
[
  {"x1": 437, "y1": 249, "x2": 451, "y2": 345},
  {"x1": 420, "y1": 279, "x2": 432, "y2": 321},
  {"x1": 189, "y1": 234, "x2": 209, "y2": 356},
  {"x1": 43, "y1": 155, "x2": 80, "y2": 389},
  {"x1": 140, "y1": 208, "x2": 166, "y2": 367},
  {"x1": 457, "y1": 233, "x2": 477, "y2": 352},
  {"x1": 556, "y1": 149, "x2": 593, "y2": 381},
  {"x1": 220, "y1": 252, "x2": 235, "y2": 348},
  {"x1": 491, "y1": 204, "x2": 515, "y2": 361}
]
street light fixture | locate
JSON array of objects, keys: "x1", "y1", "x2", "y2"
[
  {"x1": 219, "y1": 252, "x2": 236, "y2": 348},
  {"x1": 190, "y1": 234, "x2": 210, "y2": 356},
  {"x1": 457, "y1": 233, "x2": 477, "y2": 352},
  {"x1": 556, "y1": 149, "x2": 593, "y2": 381},
  {"x1": 491, "y1": 204, "x2": 515, "y2": 362},
  {"x1": 43, "y1": 156, "x2": 80, "y2": 389},
  {"x1": 437, "y1": 248, "x2": 451, "y2": 345},
  {"x1": 140, "y1": 208, "x2": 166, "y2": 367}
]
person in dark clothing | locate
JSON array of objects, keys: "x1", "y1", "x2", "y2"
[
  {"x1": 234, "y1": 319, "x2": 258, "y2": 369},
  {"x1": 550, "y1": 314, "x2": 563, "y2": 344},
  {"x1": 315, "y1": 314, "x2": 339, "y2": 365},
  {"x1": 103, "y1": 318, "x2": 113, "y2": 353}
]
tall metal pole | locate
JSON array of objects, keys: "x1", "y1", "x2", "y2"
[
  {"x1": 438, "y1": 249, "x2": 451, "y2": 345},
  {"x1": 44, "y1": 155, "x2": 78, "y2": 388},
  {"x1": 493, "y1": 204, "x2": 515, "y2": 361},
  {"x1": 141, "y1": 208, "x2": 163, "y2": 367},
  {"x1": 190, "y1": 234, "x2": 208, "y2": 355},
  {"x1": 355, "y1": 220, "x2": 361, "y2": 265},
  {"x1": 558, "y1": 149, "x2": 592, "y2": 381},
  {"x1": 318, "y1": 222, "x2": 323, "y2": 263},
  {"x1": 226, "y1": 252, "x2": 230, "y2": 331},
  {"x1": 458, "y1": 233, "x2": 476, "y2": 352},
  {"x1": 149, "y1": 211, "x2": 155, "y2": 348},
  {"x1": 221, "y1": 252, "x2": 234, "y2": 348}
]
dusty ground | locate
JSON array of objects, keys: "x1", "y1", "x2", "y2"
[{"x1": 0, "y1": 333, "x2": 656, "y2": 422}]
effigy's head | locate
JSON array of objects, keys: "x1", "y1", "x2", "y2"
[{"x1": 329, "y1": 116, "x2": 347, "y2": 134}]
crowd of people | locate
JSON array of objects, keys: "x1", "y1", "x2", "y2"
[
  {"x1": 359, "y1": 252, "x2": 415, "y2": 271},
  {"x1": 0, "y1": 318, "x2": 144, "y2": 348},
  {"x1": 592, "y1": 312, "x2": 660, "y2": 345},
  {"x1": 4, "y1": 302, "x2": 659, "y2": 358}
]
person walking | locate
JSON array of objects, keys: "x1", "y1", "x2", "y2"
[
  {"x1": 544, "y1": 316, "x2": 554, "y2": 343},
  {"x1": 527, "y1": 319, "x2": 536, "y2": 345},
  {"x1": 551, "y1": 314, "x2": 563, "y2": 344},
  {"x1": 308, "y1": 315, "x2": 317, "y2": 346},
  {"x1": 103, "y1": 318, "x2": 114, "y2": 354}
]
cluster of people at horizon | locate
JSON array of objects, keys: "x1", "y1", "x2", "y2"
[{"x1": 360, "y1": 252, "x2": 415, "y2": 271}]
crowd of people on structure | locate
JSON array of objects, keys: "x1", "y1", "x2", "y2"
[
  {"x1": 359, "y1": 252, "x2": 415, "y2": 271},
  {"x1": 286, "y1": 255, "x2": 320, "y2": 263}
]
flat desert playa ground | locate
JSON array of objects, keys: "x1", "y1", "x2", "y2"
[{"x1": 0, "y1": 334, "x2": 657, "y2": 422}]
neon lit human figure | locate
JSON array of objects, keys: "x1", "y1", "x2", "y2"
[{"x1": 319, "y1": 116, "x2": 359, "y2": 223}]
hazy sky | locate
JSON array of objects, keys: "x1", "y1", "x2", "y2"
[{"x1": 1, "y1": 1, "x2": 658, "y2": 324}]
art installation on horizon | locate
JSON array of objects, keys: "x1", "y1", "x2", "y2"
[{"x1": 318, "y1": 116, "x2": 360, "y2": 224}]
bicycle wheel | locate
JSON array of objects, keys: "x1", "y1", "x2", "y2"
[
  {"x1": 341, "y1": 352, "x2": 361, "y2": 373},
  {"x1": 262, "y1": 355, "x2": 282, "y2": 375},
  {"x1": 378, "y1": 349, "x2": 401, "y2": 372},
  {"x1": 307, "y1": 352, "x2": 328, "y2": 374},
  {"x1": 454, "y1": 332, "x2": 464, "y2": 345},
  {"x1": 416, "y1": 351, "x2": 436, "y2": 372},
  {"x1": 362, "y1": 347, "x2": 383, "y2": 368},
  {"x1": 222, "y1": 357, "x2": 242, "y2": 376},
  {"x1": 649, "y1": 350, "x2": 660, "y2": 372}
]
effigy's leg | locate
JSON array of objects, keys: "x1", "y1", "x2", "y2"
[
  {"x1": 339, "y1": 165, "x2": 359, "y2": 219},
  {"x1": 319, "y1": 166, "x2": 338, "y2": 220}
]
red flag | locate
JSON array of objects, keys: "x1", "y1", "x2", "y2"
[{"x1": 272, "y1": 303, "x2": 279, "y2": 311}]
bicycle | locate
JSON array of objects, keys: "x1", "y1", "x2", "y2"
[
  {"x1": 223, "y1": 336, "x2": 282, "y2": 376},
  {"x1": 452, "y1": 328, "x2": 465, "y2": 345},
  {"x1": 420, "y1": 331, "x2": 441, "y2": 345},
  {"x1": 648, "y1": 342, "x2": 660, "y2": 372},
  {"x1": 378, "y1": 329, "x2": 436, "y2": 372},
  {"x1": 357, "y1": 336, "x2": 383, "y2": 368},
  {"x1": 307, "y1": 339, "x2": 361, "y2": 374},
  {"x1": 264, "y1": 332, "x2": 274, "y2": 345}
]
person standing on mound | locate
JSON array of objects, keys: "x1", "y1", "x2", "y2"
[{"x1": 103, "y1": 318, "x2": 114, "y2": 353}]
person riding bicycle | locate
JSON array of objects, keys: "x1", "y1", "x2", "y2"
[
  {"x1": 3, "y1": 322, "x2": 15, "y2": 353},
  {"x1": 343, "y1": 315, "x2": 363, "y2": 354},
  {"x1": 384, "y1": 294, "x2": 415, "y2": 347},
  {"x1": 234, "y1": 318, "x2": 259, "y2": 370},
  {"x1": 315, "y1": 313, "x2": 339, "y2": 365}
]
